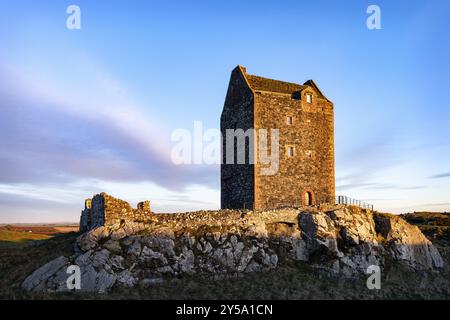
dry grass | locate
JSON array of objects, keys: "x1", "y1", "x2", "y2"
[
  {"x1": 402, "y1": 212, "x2": 450, "y2": 246},
  {"x1": 0, "y1": 230, "x2": 51, "y2": 248},
  {"x1": 0, "y1": 232, "x2": 79, "y2": 299}
]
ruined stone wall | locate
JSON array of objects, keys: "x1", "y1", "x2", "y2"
[
  {"x1": 254, "y1": 89, "x2": 335, "y2": 209},
  {"x1": 80, "y1": 193, "x2": 153, "y2": 232},
  {"x1": 220, "y1": 66, "x2": 255, "y2": 209}
]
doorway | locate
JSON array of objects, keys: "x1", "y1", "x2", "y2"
[{"x1": 304, "y1": 191, "x2": 314, "y2": 206}]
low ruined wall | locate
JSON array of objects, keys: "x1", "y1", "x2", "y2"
[{"x1": 80, "y1": 193, "x2": 153, "y2": 233}]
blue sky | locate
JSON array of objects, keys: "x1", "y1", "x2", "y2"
[{"x1": 0, "y1": 0, "x2": 449, "y2": 222}]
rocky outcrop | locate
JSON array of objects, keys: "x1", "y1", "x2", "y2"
[
  {"x1": 22, "y1": 202, "x2": 444, "y2": 293},
  {"x1": 374, "y1": 213, "x2": 444, "y2": 269}
]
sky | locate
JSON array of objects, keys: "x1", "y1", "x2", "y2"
[{"x1": 0, "y1": 0, "x2": 449, "y2": 223}]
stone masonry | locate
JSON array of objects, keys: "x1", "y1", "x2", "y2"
[
  {"x1": 80, "y1": 193, "x2": 153, "y2": 233},
  {"x1": 221, "y1": 66, "x2": 335, "y2": 210}
]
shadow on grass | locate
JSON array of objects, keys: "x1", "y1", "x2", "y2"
[{"x1": 0, "y1": 232, "x2": 80, "y2": 299}]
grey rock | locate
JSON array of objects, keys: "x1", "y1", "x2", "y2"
[
  {"x1": 22, "y1": 256, "x2": 69, "y2": 291},
  {"x1": 103, "y1": 239, "x2": 122, "y2": 254},
  {"x1": 116, "y1": 270, "x2": 137, "y2": 288},
  {"x1": 139, "y1": 277, "x2": 164, "y2": 288},
  {"x1": 140, "y1": 246, "x2": 168, "y2": 266},
  {"x1": 77, "y1": 226, "x2": 110, "y2": 251},
  {"x1": 127, "y1": 240, "x2": 142, "y2": 257}
]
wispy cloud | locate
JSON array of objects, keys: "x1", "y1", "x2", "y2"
[
  {"x1": 417, "y1": 202, "x2": 450, "y2": 208},
  {"x1": 0, "y1": 62, "x2": 218, "y2": 191},
  {"x1": 336, "y1": 182, "x2": 425, "y2": 192},
  {"x1": 430, "y1": 172, "x2": 450, "y2": 179}
]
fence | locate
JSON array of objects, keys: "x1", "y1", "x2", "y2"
[
  {"x1": 245, "y1": 195, "x2": 374, "y2": 211},
  {"x1": 335, "y1": 196, "x2": 374, "y2": 211}
]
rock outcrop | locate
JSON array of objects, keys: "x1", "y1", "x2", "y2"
[{"x1": 22, "y1": 198, "x2": 444, "y2": 293}]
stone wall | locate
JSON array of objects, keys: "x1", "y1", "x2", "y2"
[
  {"x1": 80, "y1": 193, "x2": 153, "y2": 233},
  {"x1": 254, "y1": 87, "x2": 335, "y2": 209},
  {"x1": 220, "y1": 66, "x2": 255, "y2": 209}
]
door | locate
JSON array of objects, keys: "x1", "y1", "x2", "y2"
[{"x1": 304, "y1": 191, "x2": 313, "y2": 206}]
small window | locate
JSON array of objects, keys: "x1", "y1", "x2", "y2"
[
  {"x1": 287, "y1": 146, "x2": 295, "y2": 157},
  {"x1": 286, "y1": 116, "x2": 293, "y2": 125},
  {"x1": 306, "y1": 93, "x2": 312, "y2": 103}
]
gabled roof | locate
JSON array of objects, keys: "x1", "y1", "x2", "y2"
[
  {"x1": 237, "y1": 65, "x2": 330, "y2": 101},
  {"x1": 245, "y1": 74, "x2": 307, "y2": 95}
]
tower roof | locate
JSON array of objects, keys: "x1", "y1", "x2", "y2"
[{"x1": 236, "y1": 65, "x2": 330, "y2": 101}]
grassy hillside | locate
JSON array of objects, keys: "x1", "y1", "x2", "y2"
[{"x1": 402, "y1": 212, "x2": 450, "y2": 246}]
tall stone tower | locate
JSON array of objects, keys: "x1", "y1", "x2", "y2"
[{"x1": 220, "y1": 66, "x2": 335, "y2": 210}]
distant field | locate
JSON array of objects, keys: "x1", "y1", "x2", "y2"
[{"x1": 0, "y1": 225, "x2": 79, "y2": 248}]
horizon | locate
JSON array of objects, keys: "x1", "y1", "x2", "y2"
[{"x1": 1, "y1": 0, "x2": 450, "y2": 223}]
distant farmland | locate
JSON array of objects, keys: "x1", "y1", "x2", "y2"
[{"x1": 0, "y1": 225, "x2": 79, "y2": 248}]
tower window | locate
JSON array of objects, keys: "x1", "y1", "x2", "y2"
[
  {"x1": 286, "y1": 116, "x2": 293, "y2": 125},
  {"x1": 287, "y1": 146, "x2": 295, "y2": 157},
  {"x1": 306, "y1": 93, "x2": 312, "y2": 103}
]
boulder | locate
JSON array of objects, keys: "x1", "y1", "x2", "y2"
[{"x1": 22, "y1": 256, "x2": 70, "y2": 292}]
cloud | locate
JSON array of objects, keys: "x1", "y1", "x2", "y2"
[
  {"x1": 336, "y1": 182, "x2": 424, "y2": 192},
  {"x1": 0, "y1": 193, "x2": 82, "y2": 224},
  {"x1": 430, "y1": 172, "x2": 450, "y2": 179},
  {"x1": 0, "y1": 62, "x2": 218, "y2": 192},
  {"x1": 417, "y1": 202, "x2": 450, "y2": 208}
]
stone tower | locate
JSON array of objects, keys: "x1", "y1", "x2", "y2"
[{"x1": 220, "y1": 66, "x2": 335, "y2": 210}]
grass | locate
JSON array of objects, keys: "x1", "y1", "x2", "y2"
[
  {"x1": 1, "y1": 233, "x2": 450, "y2": 300},
  {"x1": 0, "y1": 230, "x2": 51, "y2": 248},
  {"x1": 402, "y1": 212, "x2": 450, "y2": 246},
  {"x1": 0, "y1": 232, "x2": 79, "y2": 299},
  {"x1": 402, "y1": 212, "x2": 450, "y2": 226}
]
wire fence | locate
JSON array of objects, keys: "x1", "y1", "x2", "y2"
[
  {"x1": 335, "y1": 195, "x2": 374, "y2": 211},
  {"x1": 247, "y1": 195, "x2": 374, "y2": 211}
]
